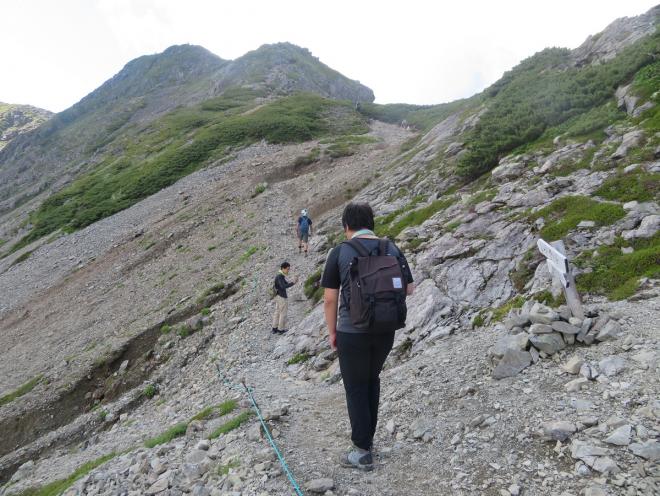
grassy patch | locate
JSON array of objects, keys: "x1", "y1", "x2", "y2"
[
  {"x1": 200, "y1": 307, "x2": 211, "y2": 316},
  {"x1": 531, "y1": 195, "x2": 626, "y2": 240},
  {"x1": 191, "y1": 399, "x2": 237, "y2": 421},
  {"x1": 467, "y1": 188, "x2": 496, "y2": 206},
  {"x1": 293, "y1": 146, "x2": 320, "y2": 167},
  {"x1": 0, "y1": 375, "x2": 42, "y2": 407},
  {"x1": 15, "y1": 453, "x2": 117, "y2": 496},
  {"x1": 218, "y1": 459, "x2": 240, "y2": 476},
  {"x1": 377, "y1": 196, "x2": 456, "y2": 239},
  {"x1": 10, "y1": 250, "x2": 33, "y2": 267},
  {"x1": 160, "y1": 324, "x2": 172, "y2": 334},
  {"x1": 510, "y1": 248, "x2": 543, "y2": 292},
  {"x1": 576, "y1": 234, "x2": 660, "y2": 300},
  {"x1": 323, "y1": 134, "x2": 379, "y2": 158},
  {"x1": 145, "y1": 422, "x2": 188, "y2": 448},
  {"x1": 287, "y1": 353, "x2": 310, "y2": 365},
  {"x1": 531, "y1": 290, "x2": 566, "y2": 307},
  {"x1": 208, "y1": 411, "x2": 252, "y2": 439},
  {"x1": 594, "y1": 170, "x2": 659, "y2": 203},
  {"x1": 491, "y1": 296, "x2": 526, "y2": 322},
  {"x1": 303, "y1": 268, "x2": 324, "y2": 303},
  {"x1": 239, "y1": 246, "x2": 260, "y2": 263}
]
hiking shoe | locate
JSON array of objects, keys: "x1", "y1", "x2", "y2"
[
  {"x1": 271, "y1": 328, "x2": 279, "y2": 334},
  {"x1": 277, "y1": 329, "x2": 289, "y2": 334},
  {"x1": 339, "y1": 449, "x2": 373, "y2": 471}
]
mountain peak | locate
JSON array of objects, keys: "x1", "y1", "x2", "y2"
[{"x1": 572, "y1": 4, "x2": 659, "y2": 66}]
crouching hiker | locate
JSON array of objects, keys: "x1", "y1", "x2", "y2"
[
  {"x1": 272, "y1": 262, "x2": 299, "y2": 335},
  {"x1": 321, "y1": 202, "x2": 414, "y2": 470}
]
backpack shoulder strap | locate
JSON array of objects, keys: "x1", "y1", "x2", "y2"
[
  {"x1": 378, "y1": 238, "x2": 390, "y2": 256},
  {"x1": 342, "y1": 238, "x2": 370, "y2": 257}
]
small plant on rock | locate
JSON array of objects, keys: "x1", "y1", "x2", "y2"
[{"x1": 143, "y1": 384, "x2": 157, "y2": 399}]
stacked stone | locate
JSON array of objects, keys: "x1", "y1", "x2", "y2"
[{"x1": 490, "y1": 301, "x2": 622, "y2": 379}]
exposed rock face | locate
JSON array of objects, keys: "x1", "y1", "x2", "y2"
[
  {"x1": 571, "y1": 5, "x2": 659, "y2": 66},
  {"x1": 0, "y1": 103, "x2": 52, "y2": 151}
]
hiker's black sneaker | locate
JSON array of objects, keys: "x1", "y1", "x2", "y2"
[
  {"x1": 339, "y1": 449, "x2": 373, "y2": 471},
  {"x1": 271, "y1": 328, "x2": 279, "y2": 334},
  {"x1": 277, "y1": 329, "x2": 289, "y2": 334}
]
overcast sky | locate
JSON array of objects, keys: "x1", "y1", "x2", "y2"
[{"x1": 1, "y1": 0, "x2": 657, "y2": 112}]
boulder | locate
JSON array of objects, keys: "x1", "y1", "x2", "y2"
[
  {"x1": 492, "y1": 349, "x2": 532, "y2": 379},
  {"x1": 629, "y1": 440, "x2": 660, "y2": 461},
  {"x1": 598, "y1": 356, "x2": 626, "y2": 377},
  {"x1": 529, "y1": 333, "x2": 566, "y2": 355},
  {"x1": 604, "y1": 424, "x2": 631, "y2": 446},
  {"x1": 611, "y1": 130, "x2": 644, "y2": 159},
  {"x1": 551, "y1": 321, "x2": 580, "y2": 335},
  {"x1": 492, "y1": 161, "x2": 525, "y2": 182},
  {"x1": 622, "y1": 214, "x2": 660, "y2": 240},
  {"x1": 541, "y1": 421, "x2": 577, "y2": 442},
  {"x1": 305, "y1": 478, "x2": 335, "y2": 493},
  {"x1": 562, "y1": 356, "x2": 584, "y2": 375},
  {"x1": 596, "y1": 320, "x2": 622, "y2": 342},
  {"x1": 529, "y1": 323, "x2": 553, "y2": 334},
  {"x1": 491, "y1": 334, "x2": 530, "y2": 358},
  {"x1": 528, "y1": 303, "x2": 560, "y2": 324}
]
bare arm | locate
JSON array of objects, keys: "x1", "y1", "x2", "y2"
[
  {"x1": 323, "y1": 288, "x2": 339, "y2": 349},
  {"x1": 406, "y1": 282, "x2": 415, "y2": 296}
]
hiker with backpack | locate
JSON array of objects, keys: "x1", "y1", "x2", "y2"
[
  {"x1": 297, "y1": 209, "x2": 313, "y2": 256},
  {"x1": 320, "y1": 202, "x2": 414, "y2": 471},
  {"x1": 272, "y1": 261, "x2": 299, "y2": 335}
]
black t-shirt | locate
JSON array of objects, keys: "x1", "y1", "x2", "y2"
[{"x1": 321, "y1": 237, "x2": 414, "y2": 333}]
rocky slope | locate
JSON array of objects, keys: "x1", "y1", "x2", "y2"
[
  {"x1": 0, "y1": 43, "x2": 373, "y2": 236},
  {"x1": 0, "y1": 103, "x2": 51, "y2": 151},
  {"x1": 0, "y1": 5, "x2": 659, "y2": 496}
]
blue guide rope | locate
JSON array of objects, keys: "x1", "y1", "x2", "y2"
[{"x1": 216, "y1": 363, "x2": 304, "y2": 496}]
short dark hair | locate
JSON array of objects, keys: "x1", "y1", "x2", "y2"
[
  {"x1": 342, "y1": 202, "x2": 374, "y2": 231},
  {"x1": 280, "y1": 261, "x2": 291, "y2": 269}
]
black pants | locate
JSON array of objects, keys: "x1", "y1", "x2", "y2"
[{"x1": 337, "y1": 331, "x2": 395, "y2": 450}]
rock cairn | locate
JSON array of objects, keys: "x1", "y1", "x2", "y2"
[{"x1": 490, "y1": 300, "x2": 622, "y2": 379}]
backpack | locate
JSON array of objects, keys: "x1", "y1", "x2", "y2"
[
  {"x1": 342, "y1": 238, "x2": 408, "y2": 332},
  {"x1": 299, "y1": 216, "x2": 310, "y2": 234}
]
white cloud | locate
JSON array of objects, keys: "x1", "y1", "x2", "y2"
[{"x1": 0, "y1": 0, "x2": 656, "y2": 111}]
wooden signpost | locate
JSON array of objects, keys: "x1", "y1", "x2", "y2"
[{"x1": 537, "y1": 238, "x2": 584, "y2": 319}]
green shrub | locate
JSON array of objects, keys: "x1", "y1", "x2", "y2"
[
  {"x1": 0, "y1": 375, "x2": 42, "y2": 407},
  {"x1": 13, "y1": 93, "x2": 367, "y2": 251},
  {"x1": 457, "y1": 31, "x2": 659, "y2": 179},
  {"x1": 632, "y1": 60, "x2": 660, "y2": 99},
  {"x1": 293, "y1": 147, "x2": 320, "y2": 167},
  {"x1": 303, "y1": 268, "x2": 324, "y2": 303},
  {"x1": 15, "y1": 453, "x2": 117, "y2": 496},
  {"x1": 531, "y1": 195, "x2": 626, "y2": 240},
  {"x1": 143, "y1": 384, "x2": 157, "y2": 399},
  {"x1": 594, "y1": 170, "x2": 660, "y2": 203},
  {"x1": 208, "y1": 411, "x2": 252, "y2": 439},
  {"x1": 576, "y1": 234, "x2": 660, "y2": 300},
  {"x1": 287, "y1": 353, "x2": 310, "y2": 365},
  {"x1": 240, "y1": 246, "x2": 260, "y2": 262},
  {"x1": 160, "y1": 324, "x2": 171, "y2": 334},
  {"x1": 144, "y1": 422, "x2": 188, "y2": 448},
  {"x1": 177, "y1": 325, "x2": 191, "y2": 338},
  {"x1": 200, "y1": 307, "x2": 211, "y2": 316},
  {"x1": 472, "y1": 313, "x2": 485, "y2": 328},
  {"x1": 252, "y1": 183, "x2": 267, "y2": 197}
]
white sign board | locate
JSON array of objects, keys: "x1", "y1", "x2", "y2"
[
  {"x1": 537, "y1": 239, "x2": 569, "y2": 275},
  {"x1": 547, "y1": 260, "x2": 569, "y2": 288}
]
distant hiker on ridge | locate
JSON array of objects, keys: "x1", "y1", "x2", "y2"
[
  {"x1": 296, "y1": 209, "x2": 313, "y2": 256},
  {"x1": 272, "y1": 261, "x2": 299, "y2": 335},
  {"x1": 321, "y1": 202, "x2": 414, "y2": 471}
]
